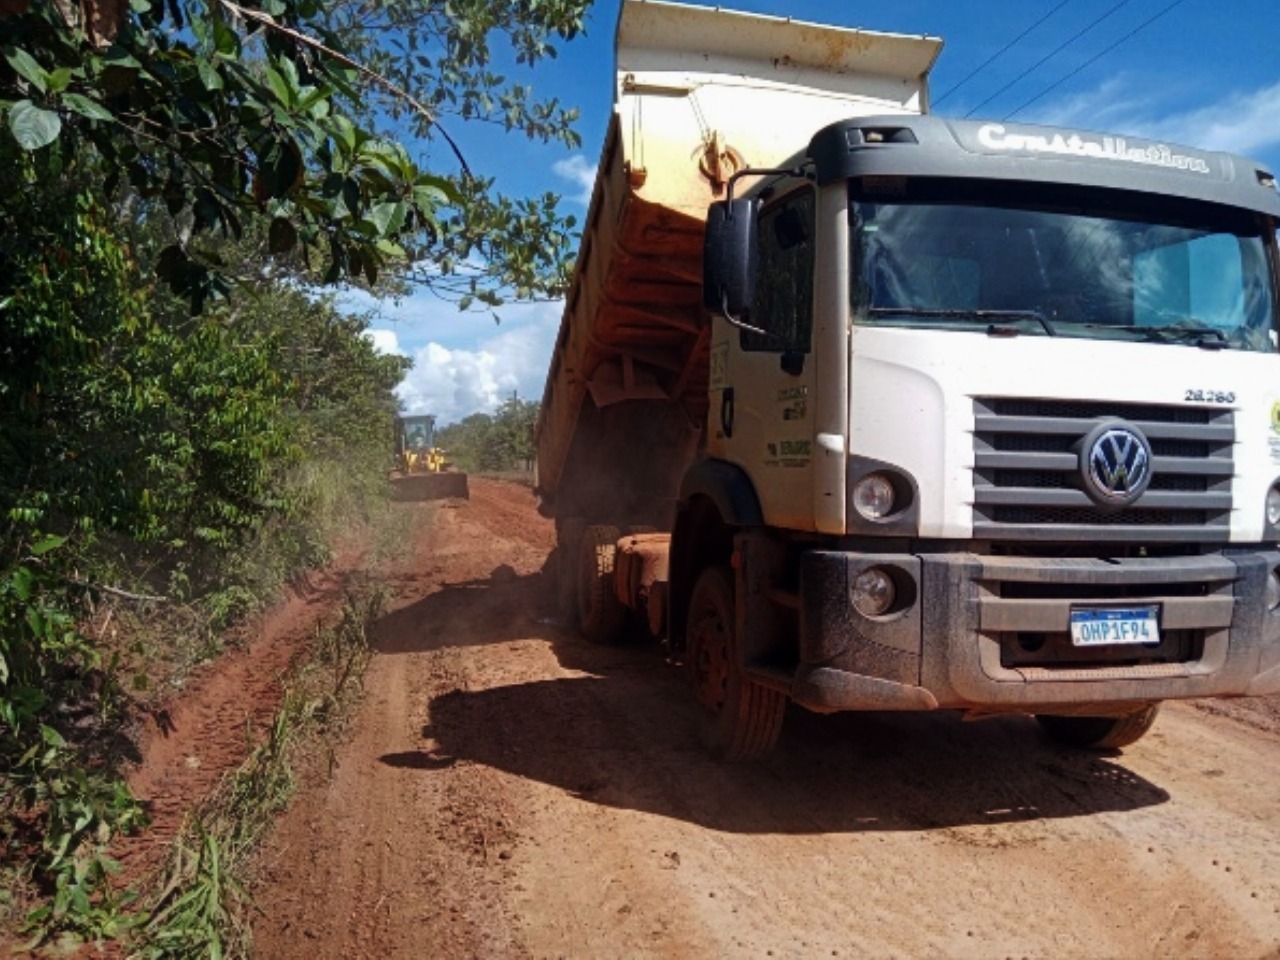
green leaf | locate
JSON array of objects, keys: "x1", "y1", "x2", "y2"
[
  {"x1": 25, "y1": 606, "x2": 45, "y2": 637},
  {"x1": 367, "y1": 201, "x2": 407, "y2": 237},
  {"x1": 46, "y1": 67, "x2": 74, "y2": 94},
  {"x1": 258, "y1": 138, "x2": 303, "y2": 199},
  {"x1": 30, "y1": 534, "x2": 67, "y2": 556},
  {"x1": 197, "y1": 60, "x2": 224, "y2": 91},
  {"x1": 8, "y1": 100, "x2": 61, "y2": 150},
  {"x1": 416, "y1": 173, "x2": 462, "y2": 202},
  {"x1": 61, "y1": 93, "x2": 114, "y2": 122},
  {"x1": 10, "y1": 566, "x2": 33, "y2": 601},
  {"x1": 264, "y1": 66, "x2": 292, "y2": 107},
  {"x1": 5, "y1": 48, "x2": 48, "y2": 95},
  {"x1": 268, "y1": 216, "x2": 297, "y2": 253},
  {"x1": 40, "y1": 725, "x2": 67, "y2": 749},
  {"x1": 102, "y1": 48, "x2": 141, "y2": 69},
  {"x1": 212, "y1": 16, "x2": 240, "y2": 57}
]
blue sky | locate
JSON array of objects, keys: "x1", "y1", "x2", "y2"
[{"x1": 362, "y1": 0, "x2": 1280, "y2": 422}]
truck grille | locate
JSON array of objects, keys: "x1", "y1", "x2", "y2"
[
  {"x1": 977, "y1": 554, "x2": 1235, "y2": 672},
  {"x1": 972, "y1": 397, "x2": 1234, "y2": 542}
]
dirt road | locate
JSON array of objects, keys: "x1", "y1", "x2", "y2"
[{"x1": 252, "y1": 478, "x2": 1280, "y2": 959}]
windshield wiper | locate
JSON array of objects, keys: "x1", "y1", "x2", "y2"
[
  {"x1": 1137, "y1": 323, "x2": 1229, "y2": 350},
  {"x1": 868, "y1": 307, "x2": 1058, "y2": 337}
]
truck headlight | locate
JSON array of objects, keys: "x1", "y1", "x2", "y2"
[
  {"x1": 852, "y1": 567, "x2": 896, "y2": 617},
  {"x1": 1268, "y1": 569, "x2": 1280, "y2": 611},
  {"x1": 853, "y1": 474, "x2": 896, "y2": 520},
  {"x1": 1267, "y1": 486, "x2": 1280, "y2": 526}
]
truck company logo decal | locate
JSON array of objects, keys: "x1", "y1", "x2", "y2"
[
  {"x1": 709, "y1": 343, "x2": 729, "y2": 390},
  {"x1": 778, "y1": 386, "x2": 808, "y2": 422},
  {"x1": 977, "y1": 123, "x2": 1212, "y2": 175},
  {"x1": 764, "y1": 439, "x2": 811, "y2": 469}
]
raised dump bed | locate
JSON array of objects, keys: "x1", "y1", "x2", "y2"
[{"x1": 535, "y1": 0, "x2": 941, "y2": 527}]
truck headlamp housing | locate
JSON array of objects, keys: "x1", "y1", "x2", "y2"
[
  {"x1": 1267, "y1": 485, "x2": 1280, "y2": 527},
  {"x1": 852, "y1": 567, "x2": 896, "y2": 618},
  {"x1": 853, "y1": 474, "x2": 896, "y2": 520},
  {"x1": 846, "y1": 457, "x2": 919, "y2": 536},
  {"x1": 1268, "y1": 569, "x2": 1280, "y2": 612}
]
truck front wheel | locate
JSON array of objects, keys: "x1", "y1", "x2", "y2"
[
  {"x1": 686, "y1": 565, "x2": 785, "y2": 760},
  {"x1": 1035, "y1": 704, "x2": 1161, "y2": 750},
  {"x1": 577, "y1": 524, "x2": 627, "y2": 644}
]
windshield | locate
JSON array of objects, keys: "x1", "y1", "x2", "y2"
[{"x1": 852, "y1": 179, "x2": 1279, "y2": 352}]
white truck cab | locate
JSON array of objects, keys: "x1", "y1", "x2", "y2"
[
  {"x1": 536, "y1": 1, "x2": 1280, "y2": 759},
  {"x1": 695, "y1": 113, "x2": 1280, "y2": 750}
]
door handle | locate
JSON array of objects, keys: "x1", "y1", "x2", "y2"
[{"x1": 720, "y1": 387, "x2": 735, "y2": 438}]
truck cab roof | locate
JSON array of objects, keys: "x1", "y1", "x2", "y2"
[{"x1": 808, "y1": 115, "x2": 1280, "y2": 217}]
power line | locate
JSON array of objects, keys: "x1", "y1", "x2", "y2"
[
  {"x1": 964, "y1": 0, "x2": 1138, "y2": 118},
  {"x1": 1004, "y1": 0, "x2": 1189, "y2": 120},
  {"x1": 934, "y1": 0, "x2": 1074, "y2": 108}
]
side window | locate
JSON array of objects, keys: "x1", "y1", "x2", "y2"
[{"x1": 742, "y1": 187, "x2": 815, "y2": 352}]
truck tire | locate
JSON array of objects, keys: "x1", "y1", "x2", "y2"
[
  {"x1": 556, "y1": 517, "x2": 586, "y2": 622},
  {"x1": 1036, "y1": 704, "x2": 1161, "y2": 750},
  {"x1": 577, "y1": 524, "x2": 627, "y2": 644},
  {"x1": 686, "y1": 564, "x2": 785, "y2": 761}
]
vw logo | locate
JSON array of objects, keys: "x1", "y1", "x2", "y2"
[{"x1": 1080, "y1": 422, "x2": 1153, "y2": 506}]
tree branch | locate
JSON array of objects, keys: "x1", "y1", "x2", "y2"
[
  {"x1": 68, "y1": 578, "x2": 169, "y2": 603},
  {"x1": 217, "y1": 0, "x2": 473, "y2": 177}
]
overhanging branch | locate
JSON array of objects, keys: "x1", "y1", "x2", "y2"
[{"x1": 218, "y1": 0, "x2": 473, "y2": 177}]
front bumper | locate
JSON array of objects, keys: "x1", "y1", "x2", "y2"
[{"x1": 791, "y1": 549, "x2": 1280, "y2": 714}]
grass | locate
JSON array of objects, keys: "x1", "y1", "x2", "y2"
[
  {"x1": 131, "y1": 586, "x2": 386, "y2": 959},
  {"x1": 0, "y1": 453, "x2": 414, "y2": 954}
]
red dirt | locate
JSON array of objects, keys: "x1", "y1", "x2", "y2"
[
  {"x1": 247, "y1": 478, "x2": 1280, "y2": 959},
  {"x1": 111, "y1": 548, "x2": 368, "y2": 881}
]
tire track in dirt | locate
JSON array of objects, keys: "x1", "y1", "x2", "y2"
[
  {"x1": 251, "y1": 479, "x2": 1280, "y2": 959},
  {"x1": 113, "y1": 549, "x2": 368, "y2": 882}
]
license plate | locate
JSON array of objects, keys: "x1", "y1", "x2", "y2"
[{"x1": 1069, "y1": 606, "x2": 1161, "y2": 647}]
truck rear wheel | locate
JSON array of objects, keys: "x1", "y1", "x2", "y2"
[
  {"x1": 1036, "y1": 704, "x2": 1161, "y2": 750},
  {"x1": 577, "y1": 524, "x2": 627, "y2": 644},
  {"x1": 555, "y1": 517, "x2": 586, "y2": 621},
  {"x1": 686, "y1": 565, "x2": 785, "y2": 761}
]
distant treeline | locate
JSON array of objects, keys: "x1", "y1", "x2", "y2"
[{"x1": 436, "y1": 397, "x2": 539, "y2": 474}]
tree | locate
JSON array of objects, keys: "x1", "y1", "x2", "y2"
[
  {"x1": 0, "y1": 161, "x2": 416, "y2": 941},
  {"x1": 0, "y1": 0, "x2": 589, "y2": 310},
  {"x1": 0, "y1": 2, "x2": 586, "y2": 934},
  {"x1": 436, "y1": 396, "x2": 539, "y2": 473}
]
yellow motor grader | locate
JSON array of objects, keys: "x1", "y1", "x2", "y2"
[{"x1": 391, "y1": 414, "x2": 469, "y2": 500}]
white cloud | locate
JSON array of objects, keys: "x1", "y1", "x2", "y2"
[
  {"x1": 1138, "y1": 81, "x2": 1280, "y2": 157},
  {"x1": 393, "y1": 301, "x2": 562, "y2": 424},
  {"x1": 1028, "y1": 77, "x2": 1280, "y2": 159},
  {"x1": 552, "y1": 154, "x2": 597, "y2": 205},
  {"x1": 364, "y1": 328, "x2": 407, "y2": 357}
]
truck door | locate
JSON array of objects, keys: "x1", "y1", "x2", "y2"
[{"x1": 709, "y1": 183, "x2": 819, "y2": 530}]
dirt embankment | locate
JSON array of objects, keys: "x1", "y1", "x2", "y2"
[
  {"x1": 248, "y1": 478, "x2": 1280, "y2": 959},
  {"x1": 109, "y1": 548, "x2": 370, "y2": 883}
]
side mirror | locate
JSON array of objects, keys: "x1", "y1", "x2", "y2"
[{"x1": 703, "y1": 198, "x2": 759, "y2": 316}]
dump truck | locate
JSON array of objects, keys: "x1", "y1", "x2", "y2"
[
  {"x1": 535, "y1": 0, "x2": 1280, "y2": 759},
  {"x1": 392, "y1": 414, "x2": 469, "y2": 500}
]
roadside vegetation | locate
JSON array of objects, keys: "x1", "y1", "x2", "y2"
[
  {"x1": 436, "y1": 395, "x2": 540, "y2": 475},
  {"x1": 135, "y1": 587, "x2": 385, "y2": 959},
  {"x1": 0, "y1": 0, "x2": 587, "y2": 950}
]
